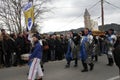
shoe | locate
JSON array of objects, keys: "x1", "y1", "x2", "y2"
[
  {"x1": 90, "y1": 64, "x2": 94, "y2": 71},
  {"x1": 35, "y1": 78, "x2": 42, "y2": 80},
  {"x1": 74, "y1": 64, "x2": 78, "y2": 67},
  {"x1": 38, "y1": 78, "x2": 42, "y2": 80},
  {"x1": 42, "y1": 68, "x2": 44, "y2": 72},
  {"x1": 65, "y1": 64, "x2": 70, "y2": 68},
  {"x1": 81, "y1": 69, "x2": 88, "y2": 72},
  {"x1": 95, "y1": 59, "x2": 98, "y2": 62},
  {"x1": 119, "y1": 69, "x2": 120, "y2": 75},
  {"x1": 107, "y1": 63, "x2": 113, "y2": 66}
]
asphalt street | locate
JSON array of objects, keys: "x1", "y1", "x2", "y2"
[{"x1": 0, "y1": 55, "x2": 119, "y2": 80}]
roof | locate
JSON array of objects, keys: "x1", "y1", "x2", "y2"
[{"x1": 84, "y1": 9, "x2": 90, "y2": 16}]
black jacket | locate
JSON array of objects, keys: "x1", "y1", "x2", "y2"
[{"x1": 113, "y1": 39, "x2": 120, "y2": 69}]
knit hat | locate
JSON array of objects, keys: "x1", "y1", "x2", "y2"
[{"x1": 32, "y1": 33, "x2": 41, "y2": 40}]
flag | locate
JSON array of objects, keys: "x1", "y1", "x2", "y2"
[{"x1": 23, "y1": 2, "x2": 34, "y2": 31}]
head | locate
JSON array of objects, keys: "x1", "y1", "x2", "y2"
[
  {"x1": 84, "y1": 28, "x2": 89, "y2": 35},
  {"x1": 23, "y1": 31, "x2": 28, "y2": 36},
  {"x1": 60, "y1": 34, "x2": 64, "y2": 39},
  {"x1": 53, "y1": 34, "x2": 56, "y2": 39},
  {"x1": 68, "y1": 31, "x2": 73, "y2": 38},
  {"x1": 79, "y1": 32, "x2": 82, "y2": 36},
  {"x1": 32, "y1": 34, "x2": 39, "y2": 43},
  {"x1": 108, "y1": 29, "x2": 114, "y2": 35},
  {"x1": 10, "y1": 33, "x2": 17, "y2": 39},
  {"x1": 1, "y1": 29, "x2": 6, "y2": 35},
  {"x1": 18, "y1": 33, "x2": 23, "y2": 37},
  {"x1": 46, "y1": 34, "x2": 50, "y2": 39},
  {"x1": 32, "y1": 34, "x2": 41, "y2": 43}
]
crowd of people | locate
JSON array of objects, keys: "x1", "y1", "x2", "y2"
[
  {"x1": 65, "y1": 28, "x2": 119, "y2": 72},
  {"x1": 0, "y1": 28, "x2": 120, "y2": 75},
  {"x1": 65, "y1": 28, "x2": 120, "y2": 74},
  {"x1": 0, "y1": 29, "x2": 31, "y2": 67}
]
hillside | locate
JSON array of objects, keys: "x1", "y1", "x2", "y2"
[
  {"x1": 56, "y1": 23, "x2": 120, "y2": 34},
  {"x1": 99, "y1": 23, "x2": 120, "y2": 33}
]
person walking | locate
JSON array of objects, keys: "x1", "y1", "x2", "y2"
[
  {"x1": 65, "y1": 32, "x2": 80, "y2": 68},
  {"x1": 113, "y1": 36, "x2": 120, "y2": 75},
  {"x1": 80, "y1": 28, "x2": 94, "y2": 72},
  {"x1": 28, "y1": 33, "x2": 43, "y2": 80},
  {"x1": 106, "y1": 29, "x2": 117, "y2": 66}
]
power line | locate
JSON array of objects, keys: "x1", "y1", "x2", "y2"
[
  {"x1": 62, "y1": 0, "x2": 101, "y2": 28},
  {"x1": 43, "y1": 1, "x2": 100, "y2": 9},
  {"x1": 60, "y1": 0, "x2": 120, "y2": 30},
  {"x1": 105, "y1": 0, "x2": 120, "y2": 10},
  {"x1": 61, "y1": 13, "x2": 83, "y2": 28},
  {"x1": 93, "y1": 16, "x2": 101, "y2": 20},
  {"x1": 43, "y1": 6, "x2": 92, "y2": 9},
  {"x1": 88, "y1": 0, "x2": 101, "y2": 10}
]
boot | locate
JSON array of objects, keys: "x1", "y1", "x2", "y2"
[
  {"x1": 107, "y1": 58, "x2": 113, "y2": 66},
  {"x1": 74, "y1": 58, "x2": 78, "y2": 67},
  {"x1": 109, "y1": 58, "x2": 114, "y2": 66},
  {"x1": 107, "y1": 58, "x2": 111, "y2": 66},
  {"x1": 81, "y1": 60, "x2": 88, "y2": 72},
  {"x1": 119, "y1": 69, "x2": 120, "y2": 76},
  {"x1": 89, "y1": 63, "x2": 94, "y2": 71},
  {"x1": 81, "y1": 69, "x2": 88, "y2": 72},
  {"x1": 65, "y1": 64, "x2": 70, "y2": 68},
  {"x1": 95, "y1": 55, "x2": 98, "y2": 62},
  {"x1": 74, "y1": 64, "x2": 78, "y2": 67},
  {"x1": 37, "y1": 78, "x2": 42, "y2": 80}
]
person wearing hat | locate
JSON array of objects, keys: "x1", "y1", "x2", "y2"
[{"x1": 28, "y1": 33, "x2": 43, "y2": 80}]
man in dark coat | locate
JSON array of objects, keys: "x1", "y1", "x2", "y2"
[
  {"x1": 16, "y1": 33, "x2": 25, "y2": 66},
  {"x1": 0, "y1": 35, "x2": 3, "y2": 68},
  {"x1": 2, "y1": 34, "x2": 15, "y2": 67},
  {"x1": 42, "y1": 38, "x2": 49, "y2": 63},
  {"x1": 113, "y1": 36, "x2": 120, "y2": 75},
  {"x1": 55, "y1": 35, "x2": 63, "y2": 60},
  {"x1": 49, "y1": 35, "x2": 56, "y2": 61},
  {"x1": 1, "y1": 29, "x2": 15, "y2": 67}
]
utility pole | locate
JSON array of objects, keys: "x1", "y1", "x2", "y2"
[{"x1": 101, "y1": 0, "x2": 104, "y2": 31}]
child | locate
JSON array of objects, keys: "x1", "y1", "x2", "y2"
[{"x1": 28, "y1": 33, "x2": 43, "y2": 80}]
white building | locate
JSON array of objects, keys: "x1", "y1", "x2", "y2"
[{"x1": 84, "y1": 9, "x2": 99, "y2": 31}]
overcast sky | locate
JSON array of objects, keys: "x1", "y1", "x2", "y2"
[{"x1": 41, "y1": 0, "x2": 120, "y2": 33}]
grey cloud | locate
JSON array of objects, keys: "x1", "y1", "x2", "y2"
[
  {"x1": 47, "y1": 0, "x2": 120, "y2": 19},
  {"x1": 42, "y1": 0, "x2": 120, "y2": 32}
]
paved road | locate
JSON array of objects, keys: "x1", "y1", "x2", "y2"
[{"x1": 0, "y1": 55, "x2": 120, "y2": 80}]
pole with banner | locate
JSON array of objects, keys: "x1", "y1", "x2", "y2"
[
  {"x1": 23, "y1": 2, "x2": 34, "y2": 41},
  {"x1": 23, "y1": 2, "x2": 34, "y2": 31}
]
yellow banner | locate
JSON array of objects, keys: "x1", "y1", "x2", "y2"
[{"x1": 24, "y1": 4, "x2": 34, "y2": 30}]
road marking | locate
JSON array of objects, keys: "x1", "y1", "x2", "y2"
[{"x1": 107, "y1": 76, "x2": 120, "y2": 80}]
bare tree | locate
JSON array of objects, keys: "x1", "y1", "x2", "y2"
[
  {"x1": 0, "y1": 0, "x2": 51, "y2": 33},
  {"x1": 30, "y1": 0, "x2": 51, "y2": 32},
  {"x1": 0, "y1": 0, "x2": 22, "y2": 33}
]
